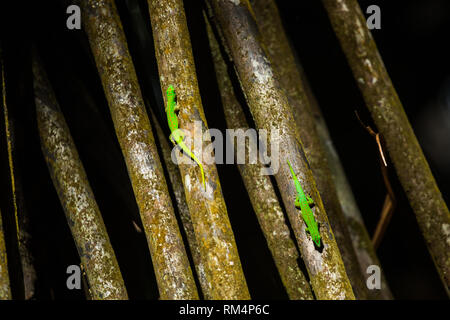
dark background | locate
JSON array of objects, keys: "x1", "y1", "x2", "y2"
[{"x1": 0, "y1": 0, "x2": 448, "y2": 299}]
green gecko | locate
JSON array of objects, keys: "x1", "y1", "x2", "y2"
[
  {"x1": 166, "y1": 85, "x2": 206, "y2": 190},
  {"x1": 287, "y1": 159, "x2": 321, "y2": 247}
]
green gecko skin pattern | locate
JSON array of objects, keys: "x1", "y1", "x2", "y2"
[
  {"x1": 287, "y1": 160, "x2": 321, "y2": 247},
  {"x1": 166, "y1": 85, "x2": 206, "y2": 190}
]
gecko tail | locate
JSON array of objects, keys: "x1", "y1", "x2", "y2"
[
  {"x1": 287, "y1": 159, "x2": 296, "y2": 178},
  {"x1": 200, "y1": 164, "x2": 206, "y2": 191},
  {"x1": 190, "y1": 151, "x2": 206, "y2": 191}
]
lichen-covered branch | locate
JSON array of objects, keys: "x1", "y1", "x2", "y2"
[
  {"x1": 322, "y1": 0, "x2": 450, "y2": 295},
  {"x1": 81, "y1": 0, "x2": 198, "y2": 300},
  {"x1": 251, "y1": 0, "x2": 369, "y2": 299},
  {"x1": 147, "y1": 0, "x2": 250, "y2": 300},
  {"x1": 207, "y1": 0, "x2": 354, "y2": 299},
  {"x1": 32, "y1": 53, "x2": 128, "y2": 300},
  {"x1": 150, "y1": 109, "x2": 210, "y2": 298},
  {"x1": 205, "y1": 16, "x2": 313, "y2": 300}
]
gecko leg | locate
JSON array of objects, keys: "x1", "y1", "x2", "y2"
[
  {"x1": 306, "y1": 195, "x2": 315, "y2": 208},
  {"x1": 169, "y1": 128, "x2": 184, "y2": 146},
  {"x1": 294, "y1": 196, "x2": 314, "y2": 209},
  {"x1": 294, "y1": 196, "x2": 302, "y2": 209}
]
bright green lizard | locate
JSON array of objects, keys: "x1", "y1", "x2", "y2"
[
  {"x1": 166, "y1": 85, "x2": 206, "y2": 190},
  {"x1": 287, "y1": 159, "x2": 321, "y2": 247}
]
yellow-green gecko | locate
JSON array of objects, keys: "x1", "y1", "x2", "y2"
[
  {"x1": 165, "y1": 85, "x2": 206, "y2": 190},
  {"x1": 287, "y1": 159, "x2": 321, "y2": 247}
]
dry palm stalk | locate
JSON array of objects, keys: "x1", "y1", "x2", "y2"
[
  {"x1": 32, "y1": 53, "x2": 128, "y2": 300},
  {"x1": 205, "y1": 16, "x2": 313, "y2": 300},
  {"x1": 206, "y1": 0, "x2": 354, "y2": 299},
  {"x1": 322, "y1": 0, "x2": 450, "y2": 295},
  {"x1": 251, "y1": 0, "x2": 369, "y2": 299},
  {"x1": 150, "y1": 109, "x2": 210, "y2": 298},
  {"x1": 147, "y1": 0, "x2": 250, "y2": 299},
  {"x1": 81, "y1": 0, "x2": 198, "y2": 299}
]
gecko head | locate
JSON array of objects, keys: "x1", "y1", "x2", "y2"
[{"x1": 166, "y1": 85, "x2": 175, "y2": 96}]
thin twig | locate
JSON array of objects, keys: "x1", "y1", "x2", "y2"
[{"x1": 355, "y1": 111, "x2": 396, "y2": 248}]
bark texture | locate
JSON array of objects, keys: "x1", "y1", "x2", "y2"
[
  {"x1": 323, "y1": 0, "x2": 450, "y2": 295},
  {"x1": 81, "y1": 0, "x2": 198, "y2": 300}
]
